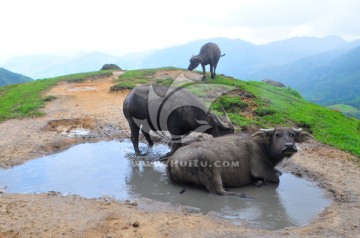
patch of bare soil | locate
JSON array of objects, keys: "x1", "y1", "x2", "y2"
[{"x1": 1, "y1": 70, "x2": 360, "y2": 237}]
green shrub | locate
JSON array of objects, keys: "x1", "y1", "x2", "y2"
[
  {"x1": 254, "y1": 108, "x2": 276, "y2": 116},
  {"x1": 42, "y1": 95, "x2": 57, "y2": 102},
  {"x1": 212, "y1": 95, "x2": 248, "y2": 112},
  {"x1": 110, "y1": 82, "x2": 136, "y2": 91}
]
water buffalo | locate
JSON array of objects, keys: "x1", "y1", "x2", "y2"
[
  {"x1": 167, "y1": 128, "x2": 313, "y2": 197},
  {"x1": 123, "y1": 85, "x2": 234, "y2": 158},
  {"x1": 188, "y1": 42, "x2": 225, "y2": 81}
]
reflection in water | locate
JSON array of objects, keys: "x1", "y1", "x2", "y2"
[{"x1": 0, "y1": 140, "x2": 330, "y2": 230}]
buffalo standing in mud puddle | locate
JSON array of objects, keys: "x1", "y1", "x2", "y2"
[
  {"x1": 188, "y1": 42, "x2": 225, "y2": 81},
  {"x1": 167, "y1": 128, "x2": 313, "y2": 197},
  {"x1": 123, "y1": 85, "x2": 234, "y2": 157}
]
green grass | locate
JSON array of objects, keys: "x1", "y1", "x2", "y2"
[
  {"x1": 238, "y1": 80, "x2": 359, "y2": 157},
  {"x1": 110, "y1": 82, "x2": 136, "y2": 91},
  {"x1": 0, "y1": 71, "x2": 112, "y2": 121},
  {"x1": 113, "y1": 67, "x2": 176, "y2": 87},
  {"x1": 211, "y1": 95, "x2": 248, "y2": 113}
]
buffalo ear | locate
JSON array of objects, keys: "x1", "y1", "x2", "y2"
[
  {"x1": 192, "y1": 56, "x2": 201, "y2": 62},
  {"x1": 207, "y1": 113, "x2": 217, "y2": 126},
  {"x1": 295, "y1": 132, "x2": 313, "y2": 143},
  {"x1": 251, "y1": 131, "x2": 271, "y2": 143}
]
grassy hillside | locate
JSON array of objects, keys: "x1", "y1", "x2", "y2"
[
  {"x1": 0, "y1": 71, "x2": 112, "y2": 121},
  {"x1": 249, "y1": 45, "x2": 360, "y2": 119},
  {"x1": 0, "y1": 67, "x2": 33, "y2": 86},
  {"x1": 1, "y1": 68, "x2": 359, "y2": 158}
]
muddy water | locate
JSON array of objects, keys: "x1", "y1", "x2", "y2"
[{"x1": 0, "y1": 140, "x2": 331, "y2": 230}]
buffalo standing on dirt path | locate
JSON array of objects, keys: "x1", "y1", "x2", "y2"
[
  {"x1": 188, "y1": 42, "x2": 225, "y2": 81},
  {"x1": 167, "y1": 128, "x2": 313, "y2": 197},
  {"x1": 123, "y1": 85, "x2": 234, "y2": 158}
]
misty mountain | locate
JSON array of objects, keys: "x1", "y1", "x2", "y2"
[
  {"x1": 2, "y1": 36, "x2": 356, "y2": 80},
  {"x1": 249, "y1": 45, "x2": 360, "y2": 117},
  {"x1": 117, "y1": 36, "x2": 350, "y2": 79},
  {"x1": 0, "y1": 67, "x2": 33, "y2": 87}
]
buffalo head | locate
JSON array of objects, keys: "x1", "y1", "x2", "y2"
[
  {"x1": 188, "y1": 55, "x2": 201, "y2": 71},
  {"x1": 251, "y1": 128, "x2": 313, "y2": 159},
  {"x1": 207, "y1": 107, "x2": 234, "y2": 137}
]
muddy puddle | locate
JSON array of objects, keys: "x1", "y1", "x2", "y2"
[{"x1": 0, "y1": 140, "x2": 331, "y2": 230}]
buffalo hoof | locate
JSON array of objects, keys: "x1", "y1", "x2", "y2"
[
  {"x1": 134, "y1": 151, "x2": 149, "y2": 158},
  {"x1": 157, "y1": 154, "x2": 170, "y2": 161},
  {"x1": 236, "y1": 193, "x2": 254, "y2": 200},
  {"x1": 274, "y1": 168, "x2": 283, "y2": 176},
  {"x1": 254, "y1": 180, "x2": 264, "y2": 187},
  {"x1": 156, "y1": 150, "x2": 175, "y2": 161}
]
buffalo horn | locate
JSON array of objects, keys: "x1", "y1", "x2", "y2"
[
  {"x1": 260, "y1": 128, "x2": 275, "y2": 135},
  {"x1": 220, "y1": 105, "x2": 234, "y2": 130},
  {"x1": 209, "y1": 113, "x2": 229, "y2": 129},
  {"x1": 293, "y1": 128, "x2": 303, "y2": 133}
]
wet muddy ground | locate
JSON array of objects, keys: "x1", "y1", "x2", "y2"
[{"x1": 1, "y1": 70, "x2": 360, "y2": 237}]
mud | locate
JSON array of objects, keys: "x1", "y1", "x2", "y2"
[{"x1": 0, "y1": 70, "x2": 360, "y2": 237}]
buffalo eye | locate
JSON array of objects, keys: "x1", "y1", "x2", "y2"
[
  {"x1": 291, "y1": 133, "x2": 295, "y2": 137},
  {"x1": 275, "y1": 133, "x2": 281, "y2": 137}
]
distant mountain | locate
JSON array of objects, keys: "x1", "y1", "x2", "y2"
[
  {"x1": 0, "y1": 67, "x2": 32, "y2": 86},
  {"x1": 249, "y1": 45, "x2": 360, "y2": 115},
  {"x1": 2, "y1": 36, "x2": 357, "y2": 80},
  {"x1": 305, "y1": 46, "x2": 360, "y2": 108},
  {"x1": 2, "y1": 52, "x2": 121, "y2": 79},
  {"x1": 117, "y1": 36, "x2": 350, "y2": 79},
  {"x1": 328, "y1": 104, "x2": 360, "y2": 119}
]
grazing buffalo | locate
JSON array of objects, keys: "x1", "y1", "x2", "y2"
[
  {"x1": 123, "y1": 85, "x2": 234, "y2": 157},
  {"x1": 188, "y1": 42, "x2": 225, "y2": 81},
  {"x1": 167, "y1": 128, "x2": 313, "y2": 197}
]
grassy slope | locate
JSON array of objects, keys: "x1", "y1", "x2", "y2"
[
  {"x1": 238, "y1": 81, "x2": 360, "y2": 157},
  {"x1": 1, "y1": 68, "x2": 359, "y2": 158},
  {"x1": 0, "y1": 71, "x2": 112, "y2": 121}
]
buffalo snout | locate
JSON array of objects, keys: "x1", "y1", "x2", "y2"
[
  {"x1": 188, "y1": 59, "x2": 200, "y2": 71},
  {"x1": 281, "y1": 142, "x2": 298, "y2": 154}
]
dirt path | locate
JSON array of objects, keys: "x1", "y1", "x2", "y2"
[
  {"x1": 1, "y1": 70, "x2": 360, "y2": 237},
  {"x1": 0, "y1": 72, "x2": 128, "y2": 168}
]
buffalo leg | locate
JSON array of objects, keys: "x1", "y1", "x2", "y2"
[
  {"x1": 213, "y1": 62, "x2": 217, "y2": 79},
  {"x1": 128, "y1": 120, "x2": 141, "y2": 156},
  {"x1": 203, "y1": 168, "x2": 249, "y2": 198},
  {"x1": 210, "y1": 64, "x2": 215, "y2": 79},
  {"x1": 141, "y1": 129, "x2": 154, "y2": 148},
  {"x1": 201, "y1": 64, "x2": 206, "y2": 81},
  {"x1": 170, "y1": 140, "x2": 182, "y2": 154},
  {"x1": 251, "y1": 167, "x2": 280, "y2": 185}
]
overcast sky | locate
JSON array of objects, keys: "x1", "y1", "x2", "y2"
[{"x1": 1, "y1": 0, "x2": 359, "y2": 62}]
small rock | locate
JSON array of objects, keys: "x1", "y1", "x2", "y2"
[
  {"x1": 132, "y1": 221, "x2": 140, "y2": 227},
  {"x1": 125, "y1": 201, "x2": 138, "y2": 206},
  {"x1": 294, "y1": 172, "x2": 302, "y2": 177}
]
